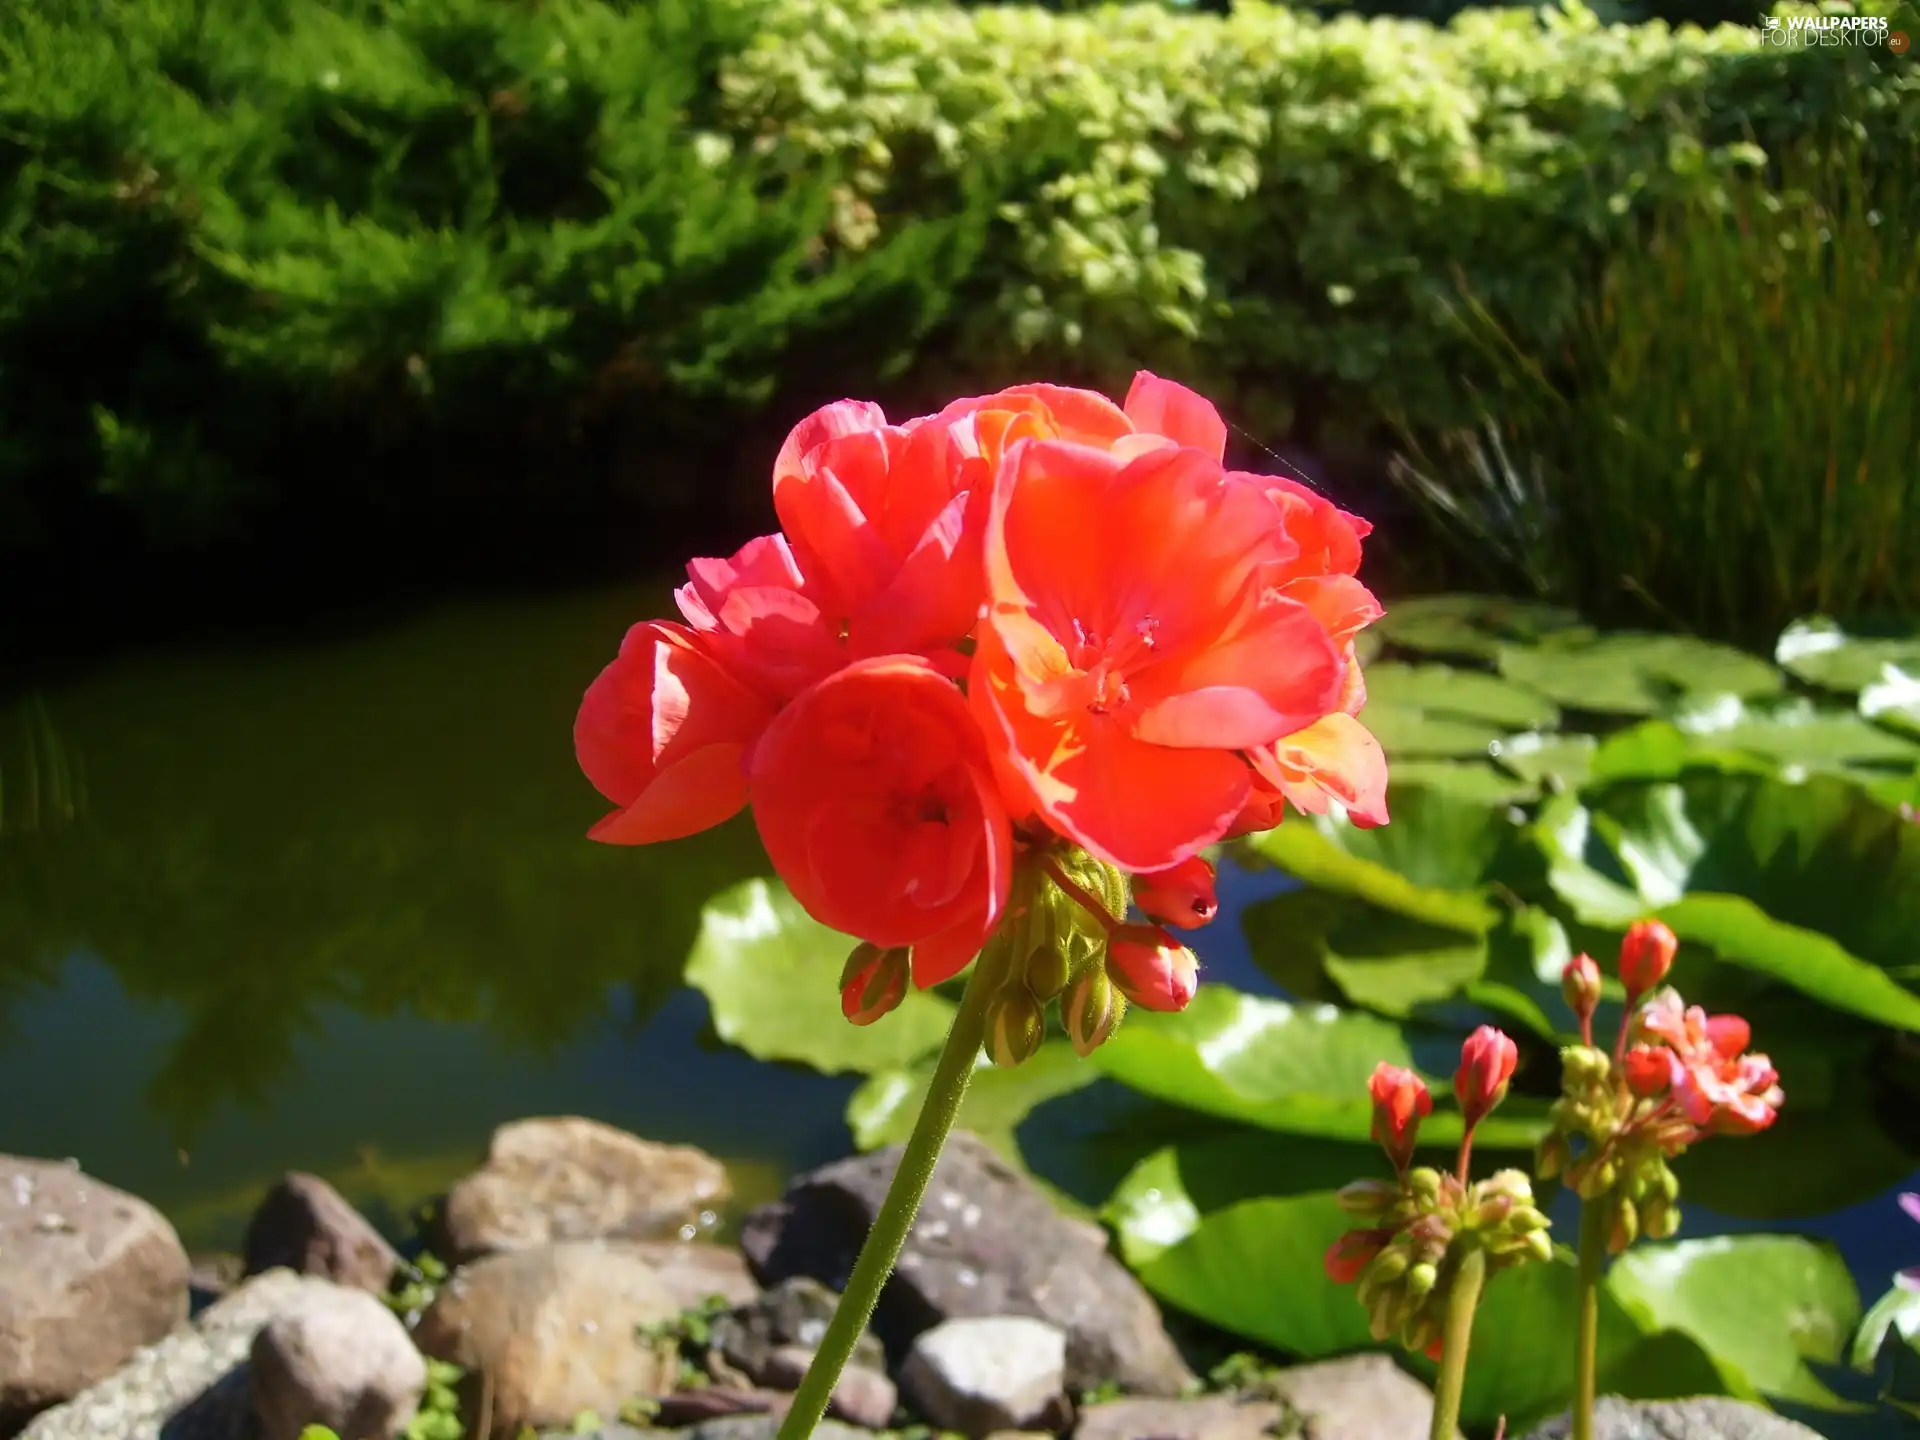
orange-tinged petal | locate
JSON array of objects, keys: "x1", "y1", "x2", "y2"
[
  {"x1": 1281, "y1": 573, "x2": 1384, "y2": 650},
  {"x1": 1253, "y1": 712, "x2": 1390, "y2": 828},
  {"x1": 1123, "y1": 371, "x2": 1228, "y2": 460},
  {"x1": 1265, "y1": 475, "x2": 1372, "y2": 576}
]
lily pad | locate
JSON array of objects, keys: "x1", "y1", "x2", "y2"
[
  {"x1": 1243, "y1": 889, "x2": 1486, "y2": 1017},
  {"x1": 1608, "y1": 1236, "x2": 1861, "y2": 1407},
  {"x1": 1589, "y1": 722, "x2": 1776, "y2": 785},
  {"x1": 1376, "y1": 595, "x2": 1588, "y2": 661},
  {"x1": 1776, "y1": 617, "x2": 1920, "y2": 696},
  {"x1": 1363, "y1": 663, "x2": 1562, "y2": 731},
  {"x1": 1493, "y1": 731, "x2": 1597, "y2": 790},
  {"x1": 1361, "y1": 704, "x2": 1506, "y2": 759},
  {"x1": 1239, "y1": 783, "x2": 1532, "y2": 935},
  {"x1": 1389, "y1": 759, "x2": 1540, "y2": 805},
  {"x1": 845, "y1": 1039, "x2": 1097, "y2": 1150},
  {"x1": 684, "y1": 878, "x2": 954, "y2": 1074},
  {"x1": 1498, "y1": 633, "x2": 1783, "y2": 716},
  {"x1": 1854, "y1": 1285, "x2": 1920, "y2": 1371},
  {"x1": 1666, "y1": 693, "x2": 1920, "y2": 770},
  {"x1": 1862, "y1": 667, "x2": 1920, "y2": 740}
]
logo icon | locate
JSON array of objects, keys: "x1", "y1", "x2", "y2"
[{"x1": 1892, "y1": 29, "x2": 1912, "y2": 51}]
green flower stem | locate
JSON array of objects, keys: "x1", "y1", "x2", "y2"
[
  {"x1": 776, "y1": 949, "x2": 1001, "y2": 1439},
  {"x1": 1573, "y1": 1200, "x2": 1610, "y2": 1440},
  {"x1": 1430, "y1": 1245, "x2": 1487, "y2": 1440}
]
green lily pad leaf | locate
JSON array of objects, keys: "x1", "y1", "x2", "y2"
[
  {"x1": 1239, "y1": 784, "x2": 1531, "y2": 935},
  {"x1": 1241, "y1": 889, "x2": 1349, "y2": 1003},
  {"x1": 1389, "y1": 759, "x2": 1540, "y2": 805},
  {"x1": 1464, "y1": 905, "x2": 1575, "y2": 1039},
  {"x1": 1537, "y1": 776, "x2": 1920, "y2": 1030},
  {"x1": 1493, "y1": 731, "x2": 1597, "y2": 790},
  {"x1": 1498, "y1": 633, "x2": 1784, "y2": 716},
  {"x1": 1862, "y1": 667, "x2": 1920, "y2": 740},
  {"x1": 1667, "y1": 694, "x2": 1920, "y2": 770},
  {"x1": 1361, "y1": 703, "x2": 1505, "y2": 759},
  {"x1": 1605, "y1": 1328, "x2": 1749, "y2": 1405},
  {"x1": 1135, "y1": 1193, "x2": 1377, "y2": 1359},
  {"x1": 1377, "y1": 595, "x2": 1589, "y2": 661},
  {"x1": 1094, "y1": 985, "x2": 1546, "y2": 1148},
  {"x1": 1242, "y1": 888, "x2": 1486, "y2": 1017},
  {"x1": 1364, "y1": 663, "x2": 1562, "y2": 731},
  {"x1": 1105, "y1": 1131, "x2": 1393, "y2": 1269},
  {"x1": 1854, "y1": 1285, "x2": 1920, "y2": 1371},
  {"x1": 1608, "y1": 1237, "x2": 1861, "y2": 1407},
  {"x1": 846, "y1": 1040, "x2": 1096, "y2": 1151},
  {"x1": 685, "y1": 878, "x2": 953, "y2": 1074},
  {"x1": 1589, "y1": 722, "x2": 1777, "y2": 785},
  {"x1": 1777, "y1": 618, "x2": 1920, "y2": 696}
]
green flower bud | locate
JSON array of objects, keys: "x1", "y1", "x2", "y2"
[
  {"x1": 1404, "y1": 1262, "x2": 1438, "y2": 1303},
  {"x1": 1406, "y1": 1168, "x2": 1444, "y2": 1205},
  {"x1": 1025, "y1": 940, "x2": 1072, "y2": 1001},
  {"x1": 1642, "y1": 1194, "x2": 1680, "y2": 1241},
  {"x1": 1063, "y1": 964, "x2": 1124, "y2": 1057},
  {"x1": 986, "y1": 986, "x2": 1045, "y2": 1068},
  {"x1": 1358, "y1": 1244, "x2": 1412, "y2": 1299},
  {"x1": 1523, "y1": 1228, "x2": 1554, "y2": 1264},
  {"x1": 1535, "y1": 1131, "x2": 1571, "y2": 1180},
  {"x1": 1611, "y1": 1196, "x2": 1640, "y2": 1252},
  {"x1": 1337, "y1": 1180, "x2": 1400, "y2": 1219}
]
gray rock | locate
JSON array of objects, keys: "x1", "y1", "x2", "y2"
[
  {"x1": 250, "y1": 1282, "x2": 427, "y2": 1440},
  {"x1": 15, "y1": 1270, "x2": 341, "y2": 1440},
  {"x1": 1075, "y1": 1395, "x2": 1288, "y2": 1440},
  {"x1": 680, "y1": 1417, "x2": 871, "y2": 1440},
  {"x1": 742, "y1": 1132, "x2": 1191, "y2": 1395},
  {"x1": 538, "y1": 1427, "x2": 652, "y2": 1440},
  {"x1": 242, "y1": 1173, "x2": 402, "y2": 1295},
  {"x1": 625, "y1": 1239, "x2": 760, "y2": 1310},
  {"x1": 899, "y1": 1316, "x2": 1070, "y2": 1438},
  {"x1": 761, "y1": 1346, "x2": 897, "y2": 1428},
  {"x1": 1525, "y1": 1397, "x2": 1825, "y2": 1440},
  {"x1": 412, "y1": 1239, "x2": 682, "y2": 1435},
  {"x1": 436, "y1": 1117, "x2": 732, "y2": 1264},
  {"x1": 1270, "y1": 1353, "x2": 1446, "y2": 1440},
  {"x1": 0, "y1": 1156, "x2": 192, "y2": 1431},
  {"x1": 654, "y1": 1387, "x2": 788, "y2": 1426},
  {"x1": 710, "y1": 1277, "x2": 887, "y2": 1382}
]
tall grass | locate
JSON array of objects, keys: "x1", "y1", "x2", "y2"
[
  {"x1": 0, "y1": 695, "x2": 84, "y2": 838},
  {"x1": 1393, "y1": 144, "x2": 1920, "y2": 647}
]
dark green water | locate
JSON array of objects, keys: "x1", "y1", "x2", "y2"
[{"x1": 3, "y1": 581, "x2": 1917, "y2": 1316}]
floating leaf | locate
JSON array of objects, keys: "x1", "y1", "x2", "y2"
[
  {"x1": 1777, "y1": 618, "x2": 1920, "y2": 696},
  {"x1": 1498, "y1": 633, "x2": 1783, "y2": 716},
  {"x1": 1243, "y1": 889, "x2": 1485, "y2": 1017},
  {"x1": 1462, "y1": 905, "x2": 1575, "y2": 1039},
  {"x1": 1361, "y1": 704, "x2": 1505, "y2": 759},
  {"x1": 685, "y1": 878, "x2": 953, "y2": 1074},
  {"x1": 1493, "y1": 731, "x2": 1597, "y2": 790},
  {"x1": 1608, "y1": 1237, "x2": 1861, "y2": 1407},
  {"x1": 1364, "y1": 662, "x2": 1562, "y2": 731},
  {"x1": 1854, "y1": 1286, "x2": 1920, "y2": 1371},
  {"x1": 1666, "y1": 693, "x2": 1920, "y2": 770},
  {"x1": 1377, "y1": 595, "x2": 1588, "y2": 661},
  {"x1": 845, "y1": 1040, "x2": 1095, "y2": 1150},
  {"x1": 1389, "y1": 759, "x2": 1540, "y2": 805},
  {"x1": 1589, "y1": 721, "x2": 1776, "y2": 785},
  {"x1": 1239, "y1": 784, "x2": 1530, "y2": 935},
  {"x1": 1862, "y1": 667, "x2": 1920, "y2": 740}
]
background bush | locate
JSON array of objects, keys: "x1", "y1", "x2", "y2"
[{"x1": 0, "y1": 0, "x2": 1915, "y2": 595}]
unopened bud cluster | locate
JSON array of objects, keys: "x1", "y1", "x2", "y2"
[
  {"x1": 1327, "y1": 1027, "x2": 1547, "y2": 1358},
  {"x1": 845, "y1": 846, "x2": 1217, "y2": 1066},
  {"x1": 1542, "y1": 920, "x2": 1782, "y2": 1256}
]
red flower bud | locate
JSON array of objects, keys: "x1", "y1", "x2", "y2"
[
  {"x1": 1561, "y1": 953, "x2": 1602, "y2": 1027},
  {"x1": 1106, "y1": 925, "x2": 1199, "y2": 1012},
  {"x1": 1704, "y1": 1013, "x2": 1750, "y2": 1060},
  {"x1": 1133, "y1": 855, "x2": 1219, "y2": 929},
  {"x1": 1369, "y1": 1063, "x2": 1432, "y2": 1173},
  {"x1": 840, "y1": 943, "x2": 910, "y2": 1026},
  {"x1": 1618, "y1": 919, "x2": 1678, "y2": 999},
  {"x1": 1323, "y1": 1227, "x2": 1390, "y2": 1285},
  {"x1": 1454, "y1": 1025, "x2": 1519, "y2": 1130},
  {"x1": 1622, "y1": 1044, "x2": 1674, "y2": 1098}
]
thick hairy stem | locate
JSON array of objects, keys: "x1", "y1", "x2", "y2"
[
  {"x1": 1430, "y1": 1246, "x2": 1488, "y2": 1440},
  {"x1": 1573, "y1": 1200, "x2": 1610, "y2": 1440}
]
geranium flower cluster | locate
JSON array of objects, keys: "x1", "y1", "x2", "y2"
[
  {"x1": 575, "y1": 375, "x2": 1386, "y2": 1045},
  {"x1": 1325, "y1": 1027, "x2": 1551, "y2": 1358},
  {"x1": 1540, "y1": 921, "x2": 1784, "y2": 1251}
]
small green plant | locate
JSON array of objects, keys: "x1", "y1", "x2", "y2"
[
  {"x1": 385, "y1": 1252, "x2": 449, "y2": 1326},
  {"x1": 407, "y1": 1360, "x2": 466, "y2": 1440}
]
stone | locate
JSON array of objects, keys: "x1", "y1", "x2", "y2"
[
  {"x1": 653, "y1": 1387, "x2": 787, "y2": 1427},
  {"x1": 250, "y1": 1282, "x2": 428, "y2": 1440},
  {"x1": 436, "y1": 1117, "x2": 732, "y2": 1264},
  {"x1": 760, "y1": 1346, "x2": 897, "y2": 1428},
  {"x1": 16, "y1": 1270, "x2": 341, "y2": 1440},
  {"x1": 1075, "y1": 1395, "x2": 1288, "y2": 1440},
  {"x1": 0, "y1": 1155, "x2": 192, "y2": 1431},
  {"x1": 241, "y1": 1172, "x2": 403, "y2": 1294},
  {"x1": 899, "y1": 1316, "x2": 1070, "y2": 1438},
  {"x1": 1269, "y1": 1353, "x2": 1446, "y2": 1440},
  {"x1": 625, "y1": 1239, "x2": 760, "y2": 1310},
  {"x1": 411, "y1": 1239, "x2": 683, "y2": 1435},
  {"x1": 680, "y1": 1417, "x2": 871, "y2": 1440},
  {"x1": 538, "y1": 1427, "x2": 652, "y2": 1440},
  {"x1": 187, "y1": 1253, "x2": 244, "y2": 1311},
  {"x1": 741, "y1": 1132, "x2": 1191, "y2": 1395},
  {"x1": 1524, "y1": 1397, "x2": 1825, "y2": 1440},
  {"x1": 709, "y1": 1277, "x2": 887, "y2": 1382}
]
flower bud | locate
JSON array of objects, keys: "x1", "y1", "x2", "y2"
[
  {"x1": 1404, "y1": 1262, "x2": 1438, "y2": 1303},
  {"x1": 1024, "y1": 941, "x2": 1072, "y2": 1002},
  {"x1": 1561, "y1": 952, "x2": 1602, "y2": 1026},
  {"x1": 1133, "y1": 855, "x2": 1219, "y2": 930},
  {"x1": 1369, "y1": 1067, "x2": 1434, "y2": 1174},
  {"x1": 1063, "y1": 964, "x2": 1124, "y2": 1057},
  {"x1": 1618, "y1": 919, "x2": 1678, "y2": 999},
  {"x1": 1642, "y1": 1194, "x2": 1680, "y2": 1241},
  {"x1": 986, "y1": 986, "x2": 1045, "y2": 1068},
  {"x1": 1336, "y1": 1179, "x2": 1400, "y2": 1218},
  {"x1": 1523, "y1": 1228, "x2": 1554, "y2": 1263},
  {"x1": 1611, "y1": 1196, "x2": 1640, "y2": 1253},
  {"x1": 1360, "y1": 1244, "x2": 1411, "y2": 1294},
  {"x1": 840, "y1": 943, "x2": 911, "y2": 1026},
  {"x1": 1535, "y1": 1131, "x2": 1570, "y2": 1180},
  {"x1": 1622, "y1": 1044, "x2": 1674, "y2": 1099},
  {"x1": 1106, "y1": 925, "x2": 1199, "y2": 1012},
  {"x1": 1324, "y1": 1228, "x2": 1390, "y2": 1285},
  {"x1": 1404, "y1": 1166, "x2": 1444, "y2": 1204},
  {"x1": 1454, "y1": 1025, "x2": 1519, "y2": 1130},
  {"x1": 1562, "y1": 1045, "x2": 1612, "y2": 1085}
]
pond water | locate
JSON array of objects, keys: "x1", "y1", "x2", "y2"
[{"x1": 2, "y1": 580, "x2": 1917, "y2": 1315}]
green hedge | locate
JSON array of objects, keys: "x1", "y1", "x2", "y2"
[{"x1": 0, "y1": 0, "x2": 1914, "y2": 565}]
